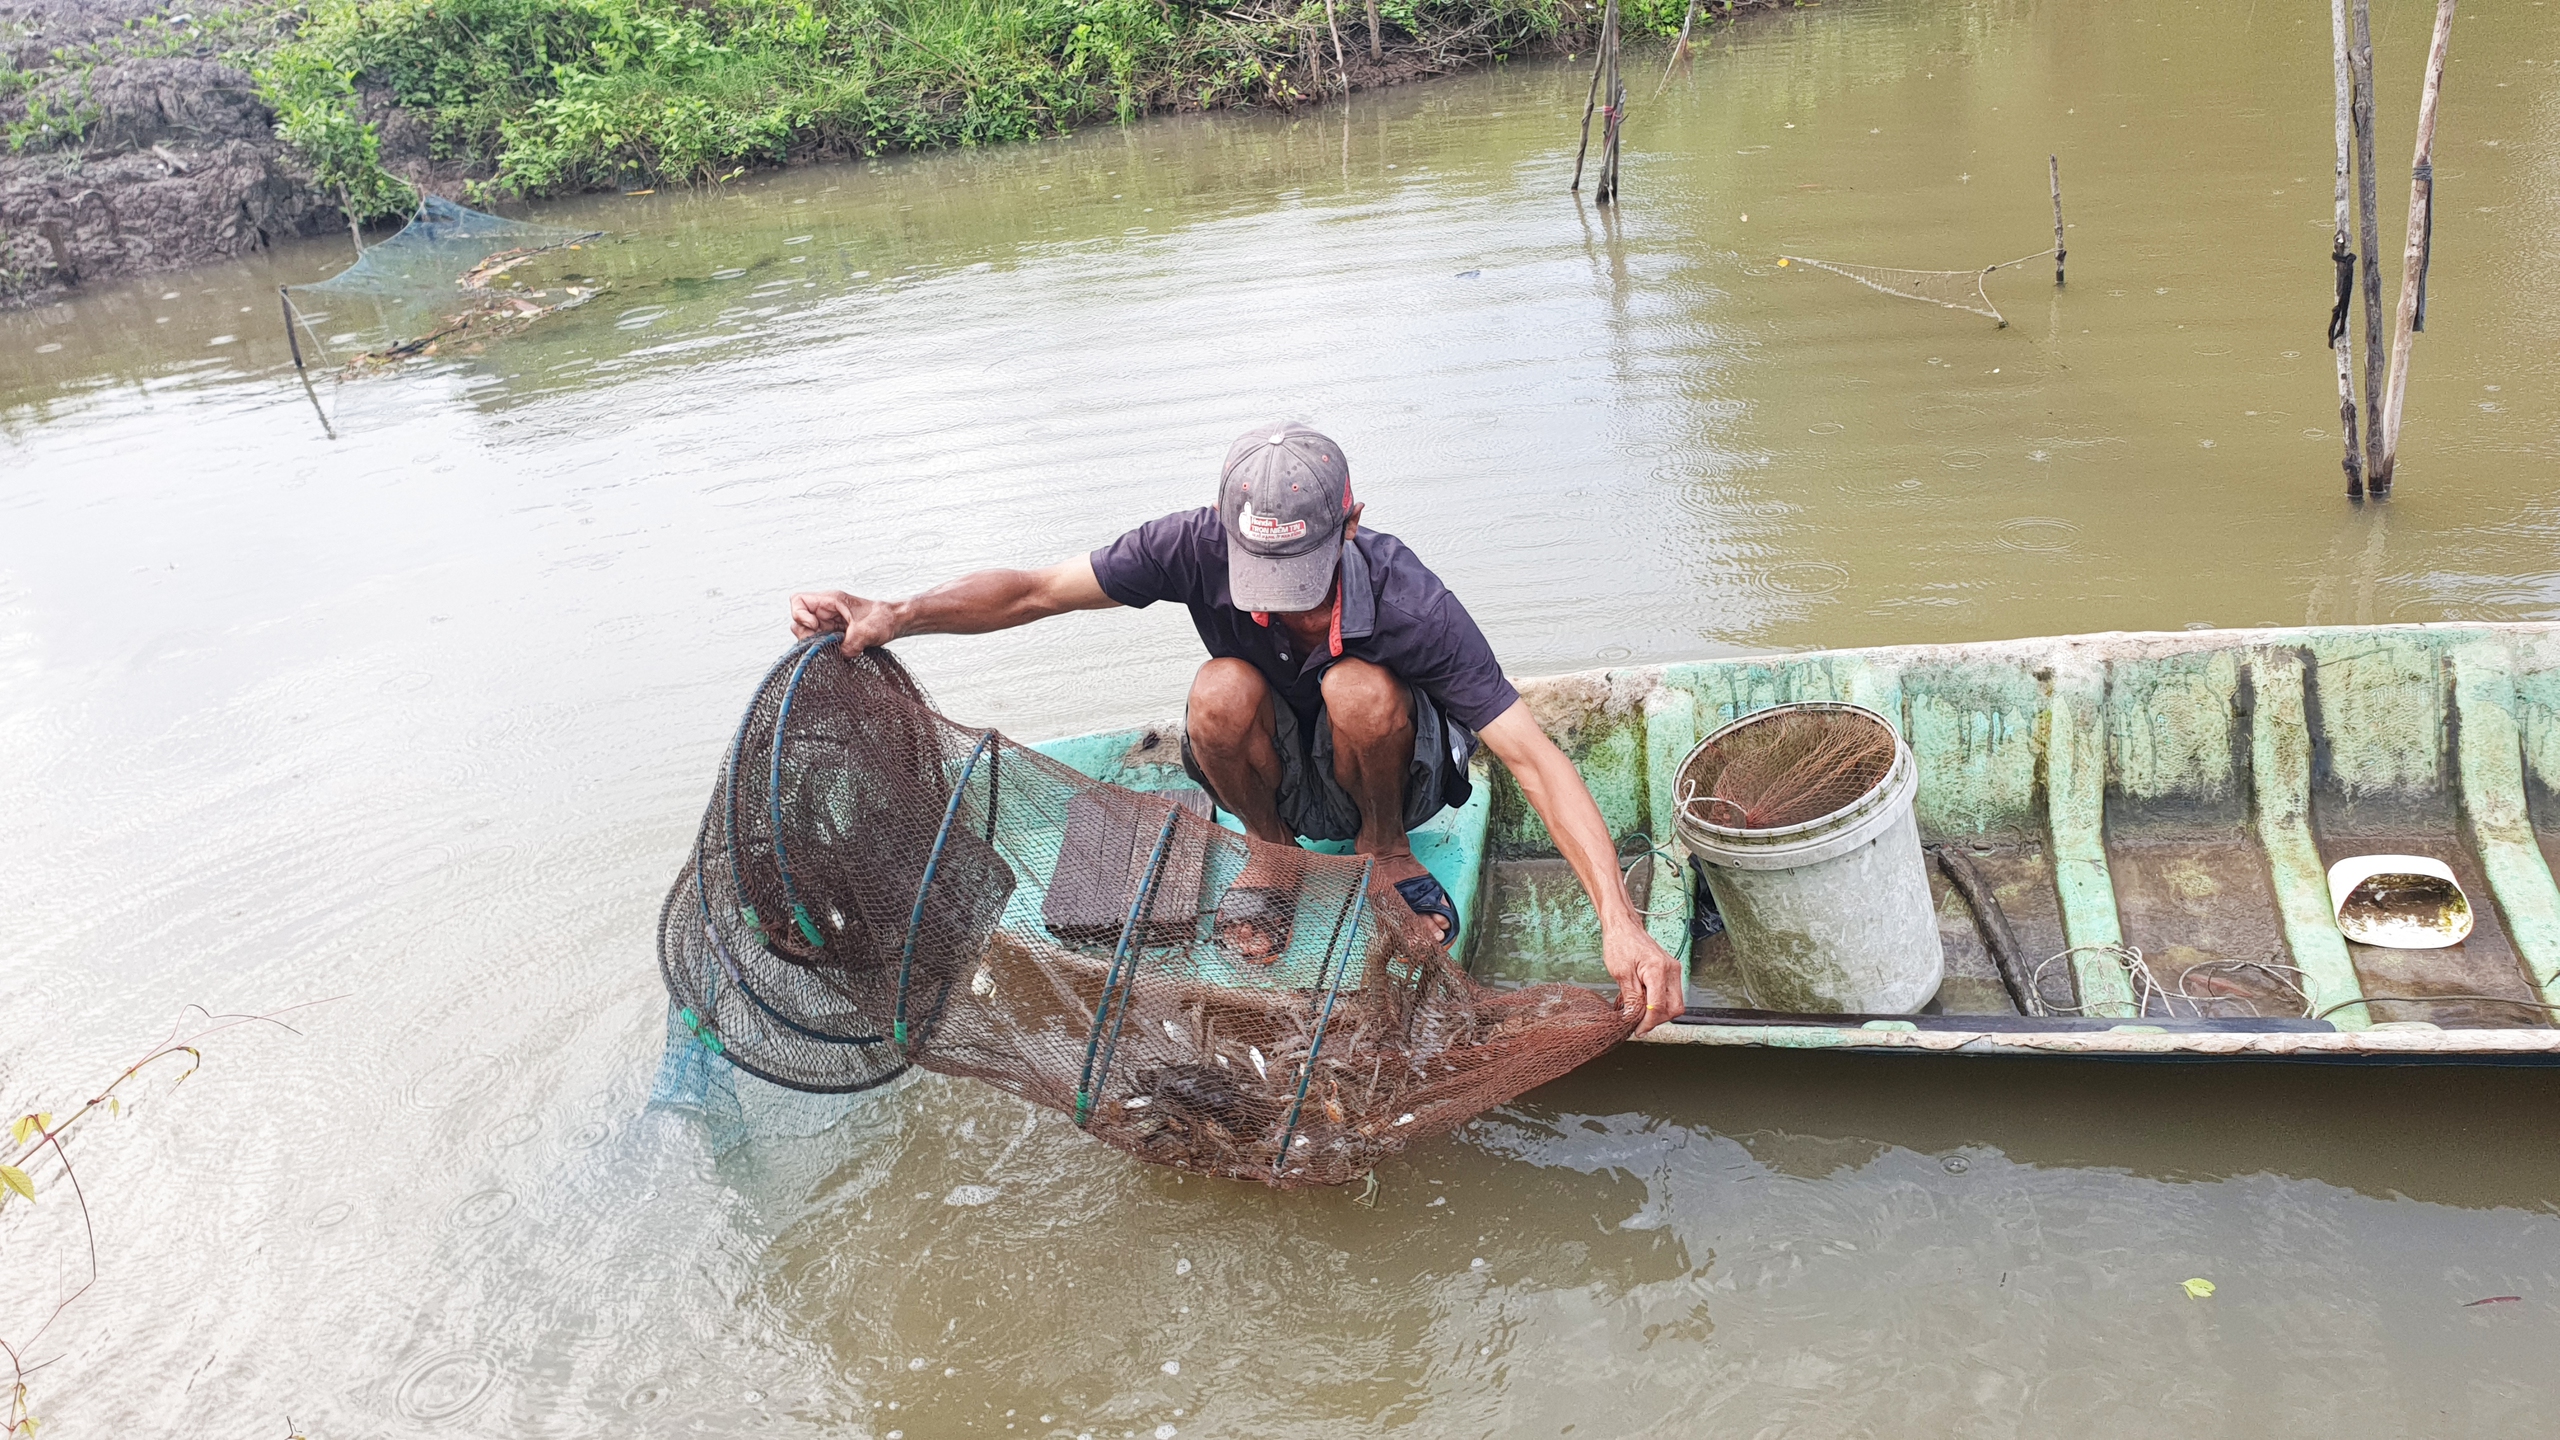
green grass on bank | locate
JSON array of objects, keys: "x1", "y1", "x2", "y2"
[
  {"x1": 244, "y1": 0, "x2": 1717, "y2": 215},
  {"x1": 4, "y1": 0, "x2": 1728, "y2": 217}
]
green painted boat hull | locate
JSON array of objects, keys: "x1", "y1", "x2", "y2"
[{"x1": 1036, "y1": 625, "x2": 2560, "y2": 1063}]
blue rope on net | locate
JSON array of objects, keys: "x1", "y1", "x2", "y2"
[
  {"x1": 1074, "y1": 807, "x2": 1184, "y2": 1126},
  {"x1": 1273, "y1": 859, "x2": 1374, "y2": 1175},
  {"x1": 895, "y1": 729, "x2": 998, "y2": 1046}
]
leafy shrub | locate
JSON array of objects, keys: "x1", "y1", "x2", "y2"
[
  {"x1": 255, "y1": 41, "x2": 419, "y2": 217},
  {"x1": 245, "y1": 0, "x2": 1654, "y2": 201}
]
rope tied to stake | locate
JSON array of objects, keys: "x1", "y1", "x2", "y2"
[{"x1": 2328, "y1": 240, "x2": 2357, "y2": 348}]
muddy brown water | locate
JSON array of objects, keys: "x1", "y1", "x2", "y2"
[{"x1": 7, "y1": 0, "x2": 2560, "y2": 1432}]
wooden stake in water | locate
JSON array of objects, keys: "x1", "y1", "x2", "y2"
[
  {"x1": 1572, "y1": 38, "x2": 1604, "y2": 192},
  {"x1": 1658, "y1": 0, "x2": 1703, "y2": 95},
  {"x1": 1596, "y1": 0, "x2": 1624, "y2": 205},
  {"x1": 280, "y1": 286, "x2": 304, "y2": 371},
  {"x1": 2376, "y1": 0, "x2": 2459, "y2": 492},
  {"x1": 2329, "y1": 0, "x2": 2364, "y2": 498},
  {"x1": 2049, "y1": 155, "x2": 2066, "y2": 286},
  {"x1": 1322, "y1": 0, "x2": 1348, "y2": 93},
  {"x1": 340, "y1": 184, "x2": 363, "y2": 257},
  {"x1": 2351, "y1": 0, "x2": 2385, "y2": 491}
]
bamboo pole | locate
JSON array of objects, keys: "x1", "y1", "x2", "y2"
[
  {"x1": 2350, "y1": 0, "x2": 2384, "y2": 491},
  {"x1": 1614, "y1": 9, "x2": 1627, "y2": 194},
  {"x1": 1656, "y1": 0, "x2": 1702, "y2": 95},
  {"x1": 1322, "y1": 0, "x2": 1347, "y2": 93},
  {"x1": 1598, "y1": 0, "x2": 1615, "y2": 202},
  {"x1": 2375, "y1": 0, "x2": 2458, "y2": 491},
  {"x1": 1612, "y1": 32, "x2": 1627, "y2": 201},
  {"x1": 1363, "y1": 0, "x2": 1381, "y2": 62},
  {"x1": 279, "y1": 286, "x2": 304, "y2": 371},
  {"x1": 1571, "y1": 36, "x2": 1604, "y2": 191},
  {"x1": 2049, "y1": 155, "x2": 2065, "y2": 286},
  {"x1": 1597, "y1": 0, "x2": 1623, "y2": 204},
  {"x1": 2329, "y1": 0, "x2": 2363, "y2": 497}
]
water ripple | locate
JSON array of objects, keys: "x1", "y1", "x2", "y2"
[
  {"x1": 1997, "y1": 516, "x2": 2082, "y2": 553},
  {"x1": 396, "y1": 1349, "x2": 498, "y2": 1423}
]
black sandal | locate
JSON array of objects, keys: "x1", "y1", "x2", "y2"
[{"x1": 1392, "y1": 872, "x2": 1459, "y2": 946}]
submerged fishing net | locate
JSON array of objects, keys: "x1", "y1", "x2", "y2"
[
  {"x1": 1677, "y1": 703, "x2": 1899, "y2": 832},
  {"x1": 657, "y1": 639, "x2": 1634, "y2": 1187},
  {"x1": 284, "y1": 196, "x2": 601, "y2": 368},
  {"x1": 1777, "y1": 248, "x2": 2055, "y2": 328}
]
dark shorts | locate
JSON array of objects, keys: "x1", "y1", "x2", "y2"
[{"x1": 1181, "y1": 683, "x2": 1476, "y2": 843}]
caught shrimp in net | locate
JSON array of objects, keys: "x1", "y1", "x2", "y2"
[
  {"x1": 1676, "y1": 704, "x2": 1900, "y2": 832},
  {"x1": 657, "y1": 639, "x2": 1635, "y2": 1188}
]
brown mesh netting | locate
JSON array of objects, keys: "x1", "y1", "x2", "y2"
[
  {"x1": 1676, "y1": 704, "x2": 1899, "y2": 832},
  {"x1": 659, "y1": 639, "x2": 1635, "y2": 1187}
]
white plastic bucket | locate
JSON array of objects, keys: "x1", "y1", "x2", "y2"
[{"x1": 1673, "y1": 703, "x2": 1944, "y2": 1014}]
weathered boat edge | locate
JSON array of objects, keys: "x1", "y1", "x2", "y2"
[
  {"x1": 1634, "y1": 1020, "x2": 2560, "y2": 1061},
  {"x1": 1035, "y1": 623, "x2": 2560, "y2": 1065}
]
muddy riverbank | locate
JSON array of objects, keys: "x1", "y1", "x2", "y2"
[
  {"x1": 2, "y1": 2, "x2": 323, "y2": 302},
  {"x1": 1, "y1": 0, "x2": 1763, "y2": 308}
]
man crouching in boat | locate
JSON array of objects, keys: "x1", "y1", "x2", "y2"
[{"x1": 788, "y1": 422, "x2": 1683, "y2": 1035}]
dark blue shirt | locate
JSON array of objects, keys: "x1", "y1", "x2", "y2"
[{"x1": 1089, "y1": 509, "x2": 1521, "y2": 733}]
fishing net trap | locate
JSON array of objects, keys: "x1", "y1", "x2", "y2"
[
  {"x1": 1777, "y1": 248, "x2": 2056, "y2": 328},
  {"x1": 654, "y1": 639, "x2": 1635, "y2": 1187},
  {"x1": 283, "y1": 196, "x2": 600, "y2": 369}
]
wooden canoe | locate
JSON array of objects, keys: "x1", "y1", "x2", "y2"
[{"x1": 1034, "y1": 624, "x2": 2560, "y2": 1064}]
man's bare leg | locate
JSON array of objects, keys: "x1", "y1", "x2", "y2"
[
  {"x1": 1320, "y1": 658, "x2": 1450, "y2": 943},
  {"x1": 1186, "y1": 658, "x2": 1297, "y2": 958},
  {"x1": 1186, "y1": 658, "x2": 1290, "y2": 843}
]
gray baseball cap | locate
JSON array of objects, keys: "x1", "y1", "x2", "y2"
[{"x1": 1218, "y1": 423, "x2": 1353, "y2": 612}]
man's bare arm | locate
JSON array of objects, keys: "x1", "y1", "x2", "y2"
[
  {"x1": 789, "y1": 556, "x2": 1118, "y2": 653},
  {"x1": 1477, "y1": 700, "x2": 1684, "y2": 1035}
]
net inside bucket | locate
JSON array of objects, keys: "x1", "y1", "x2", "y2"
[
  {"x1": 1676, "y1": 704, "x2": 1899, "y2": 832},
  {"x1": 657, "y1": 639, "x2": 1635, "y2": 1187}
]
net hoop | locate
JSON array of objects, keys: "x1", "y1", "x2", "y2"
[
  {"x1": 766, "y1": 639, "x2": 838, "y2": 953},
  {"x1": 1074, "y1": 806, "x2": 1184, "y2": 1125},
  {"x1": 724, "y1": 635, "x2": 828, "y2": 948},
  {"x1": 895, "y1": 729, "x2": 998, "y2": 1046},
  {"x1": 1676, "y1": 702, "x2": 1907, "y2": 840}
]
